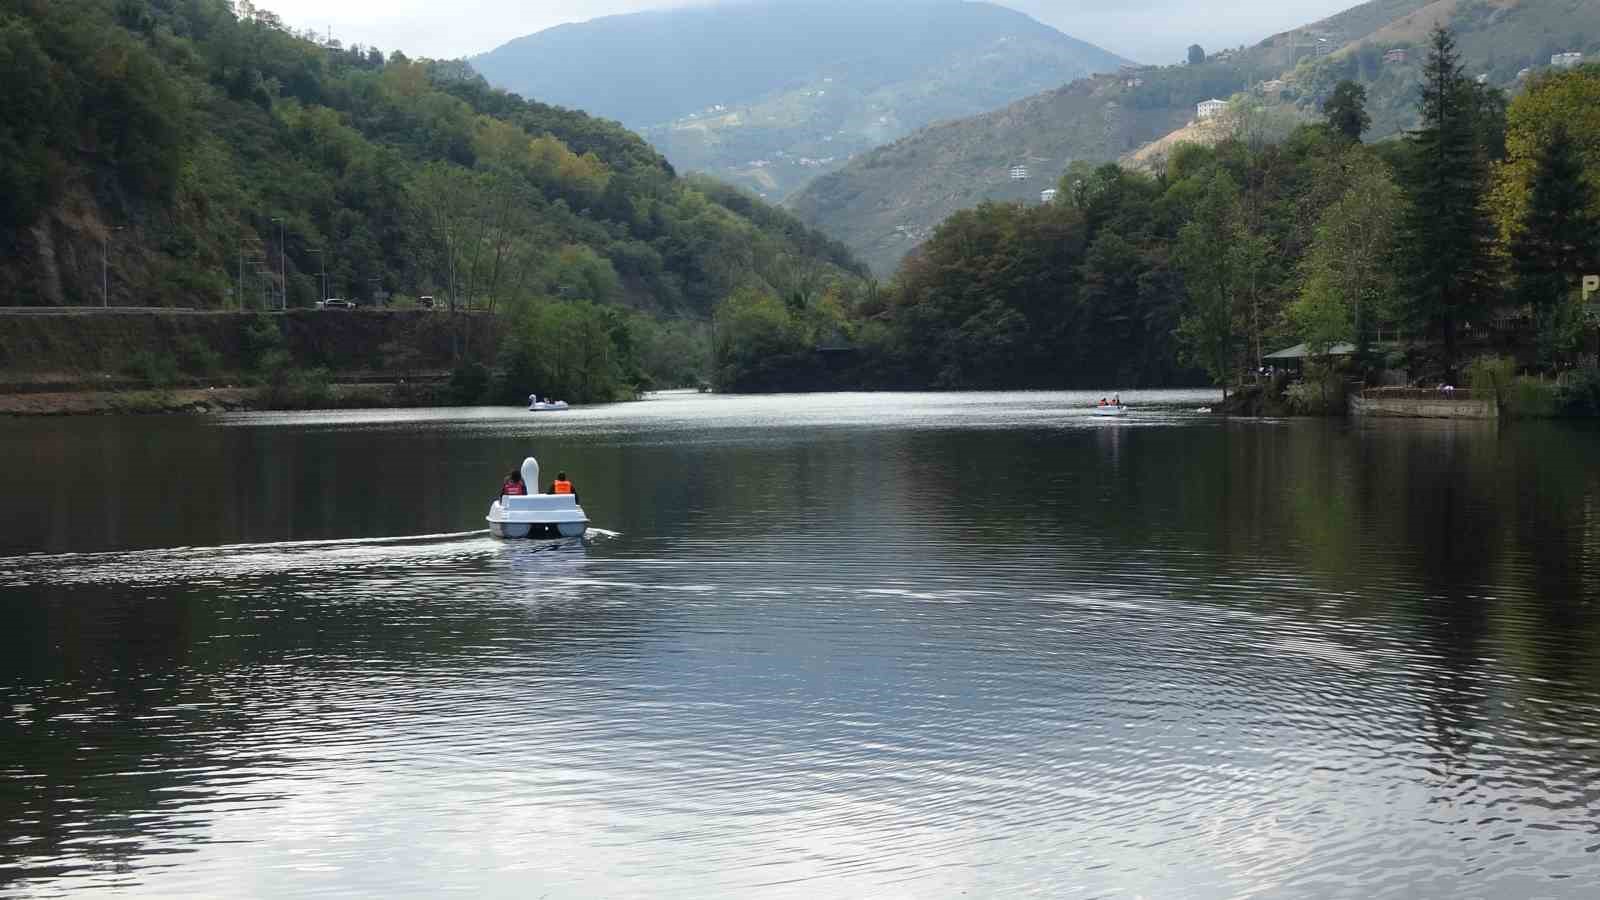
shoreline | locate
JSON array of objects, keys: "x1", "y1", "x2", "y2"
[{"x1": 0, "y1": 382, "x2": 459, "y2": 417}]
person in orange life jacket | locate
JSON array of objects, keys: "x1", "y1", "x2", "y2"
[
  {"x1": 548, "y1": 471, "x2": 578, "y2": 503},
  {"x1": 501, "y1": 470, "x2": 526, "y2": 497}
]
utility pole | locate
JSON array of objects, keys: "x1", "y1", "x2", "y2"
[
  {"x1": 308, "y1": 248, "x2": 325, "y2": 303},
  {"x1": 271, "y1": 217, "x2": 286, "y2": 310},
  {"x1": 102, "y1": 226, "x2": 123, "y2": 307}
]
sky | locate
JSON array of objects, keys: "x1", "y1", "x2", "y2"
[{"x1": 257, "y1": 0, "x2": 1360, "y2": 66}]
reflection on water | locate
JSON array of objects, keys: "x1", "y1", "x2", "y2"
[{"x1": 4, "y1": 392, "x2": 1600, "y2": 898}]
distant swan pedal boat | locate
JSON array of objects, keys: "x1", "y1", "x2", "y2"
[
  {"x1": 488, "y1": 456, "x2": 589, "y2": 539},
  {"x1": 1092, "y1": 404, "x2": 1128, "y2": 417},
  {"x1": 528, "y1": 396, "x2": 570, "y2": 411}
]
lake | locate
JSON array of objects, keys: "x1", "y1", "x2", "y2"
[{"x1": 3, "y1": 390, "x2": 1600, "y2": 898}]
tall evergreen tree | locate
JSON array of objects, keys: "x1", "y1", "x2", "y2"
[
  {"x1": 1323, "y1": 81, "x2": 1371, "y2": 144},
  {"x1": 1511, "y1": 123, "x2": 1600, "y2": 361},
  {"x1": 1398, "y1": 26, "x2": 1502, "y2": 378}
]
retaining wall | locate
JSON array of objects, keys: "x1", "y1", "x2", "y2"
[{"x1": 1351, "y1": 394, "x2": 1498, "y2": 419}]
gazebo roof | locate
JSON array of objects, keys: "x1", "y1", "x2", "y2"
[{"x1": 1262, "y1": 342, "x2": 1356, "y2": 360}]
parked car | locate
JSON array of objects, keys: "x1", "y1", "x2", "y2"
[
  {"x1": 418, "y1": 295, "x2": 436, "y2": 310},
  {"x1": 316, "y1": 299, "x2": 355, "y2": 310}
]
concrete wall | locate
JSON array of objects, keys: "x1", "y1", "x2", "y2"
[{"x1": 1351, "y1": 395, "x2": 1498, "y2": 419}]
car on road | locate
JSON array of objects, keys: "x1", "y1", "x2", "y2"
[{"x1": 316, "y1": 299, "x2": 355, "y2": 309}]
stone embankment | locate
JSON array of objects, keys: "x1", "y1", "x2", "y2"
[{"x1": 1350, "y1": 388, "x2": 1498, "y2": 419}]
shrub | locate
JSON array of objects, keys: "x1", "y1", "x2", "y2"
[
  {"x1": 261, "y1": 366, "x2": 332, "y2": 408},
  {"x1": 447, "y1": 361, "x2": 490, "y2": 404},
  {"x1": 1555, "y1": 368, "x2": 1600, "y2": 416},
  {"x1": 1505, "y1": 376, "x2": 1558, "y2": 418},
  {"x1": 1285, "y1": 379, "x2": 1331, "y2": 414},
  {"x1": 175, "y1": 334, "x2": 222, "y2": 375},
  {"x1": 124, "y1": 350, "x2": 180, "y2": 387},
  {"x1": 1465, "y1": 354, "x2": 1515, "y2": 406}
]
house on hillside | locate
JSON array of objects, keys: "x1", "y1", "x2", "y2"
[
  {"x1": 1040, "y1": 188, "x2": 1058, "y2": 204},
  {"x1": 1260, "y1": 79, "x2": 1286, "y2": 93},
  {"x1": 1009, "y1": 164, "x2": 1030, "y2": 181},
  {"x1": 1197, "y1": 98, "x2": 1229, "y2": 120},
  {"x1": 1552, "y1": 51, "x2": 1585, "y2": 68},
  {"x1": 1383, "y1": 48, "x2": 1408, "y2": 64}
]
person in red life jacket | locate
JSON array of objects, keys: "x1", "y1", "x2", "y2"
[
  {"x1": 548, "y1": 471, "x2": 578, "y2": 503},
  {"x1": 501, "y1": 470, "x2": 527, "y2": 497}
]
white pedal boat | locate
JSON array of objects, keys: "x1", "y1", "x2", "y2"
[
  {"x1": 487, "y1": 457, "x2": 588, "y2": 539},
  {"x1": 1092, "y1": 404, "x2": 1128, "y2": 417},
  {"x1": 528, "y1": 395, "x2": 569, "y2": 411}
]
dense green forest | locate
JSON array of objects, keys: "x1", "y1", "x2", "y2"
[
  {"x1": 717, "y1": 32, "x2": 1600, "y2": 413},
  {"x1": 0, "y1": 0, "x2": 866, "y2": 400}
]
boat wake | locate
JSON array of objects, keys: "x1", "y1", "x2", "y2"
[{"x1": 0, "y1": 530, "x2": 493, "y2": 589}]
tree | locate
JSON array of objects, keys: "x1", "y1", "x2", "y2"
[
  {"x1": 1291, "y1": 155, "x2": 1403, "y2": 357},
  {"x1": 1397, "y1": 26, "x2": 1502, "y2": 378},
  {"x1": 1511, "y1": 123, "x2": 1600, "y2": 363},
  {"x1": 1176, "y1": 171, "x2": 1243, "y2": 397},
  {"x1": 1323, "y1": 80, "x2": 1371, "y2": 143},
  {"x1": 1490, "y1": 65, "x2": 1600, "y2": 242},
  {"x1": 1187, "y1": 44, "x2": 1205, "y2": 65}
]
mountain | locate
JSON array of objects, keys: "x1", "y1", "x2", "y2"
[
  {"x1": 471, "y1": 0, "x2": 1129, "y2": 199},
  {"x1": 791, "y1": 0, "x2": 1600, "y2": 274},
  {"x1": 0, "y1": 0, "x2": 863, "y2": 313}
]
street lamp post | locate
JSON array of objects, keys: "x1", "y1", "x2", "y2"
[
  {"x1": 271, "y1": 217, "x2": 286, "y2": 310},
  {"x1": 102, "y1": 226, "x2": 124, "y2": 307},
  {"x1": 308, "y1": 248, "x2": 326, "y2": 304}
]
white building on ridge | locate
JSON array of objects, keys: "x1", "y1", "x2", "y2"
[
  {"x1": 1197, "y1": 98, "x2": 1229, "y2": 120},
  {"x1": 1552, "y1": 51, "x2": 1584, "y2": 68},
  {"x1": 1040, "y1": 188, "x2": 1058, "y2": 204}
]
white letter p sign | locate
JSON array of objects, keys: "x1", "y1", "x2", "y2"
[{"x1": 1586, "y1": 275, "x2": 1600, "y2": 302}]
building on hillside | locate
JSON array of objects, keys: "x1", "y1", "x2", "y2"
[
  {"x1": 1476, "y1": 73, "x2": 1490, "y2": 84},
  {"x1": 1260, "y1": 79, "x2": 1286, "y2": 93},
  {"x1": 1197, "y1": 98, "x2": 1229, "y2": 120},
  {"x1": 1040, "y1": 188, "x2": 1058, "y2": 204},
  {"x1": 1383, "y1": 48, "x2": 1408, "y2": 64},
  {"x1": 1009, "y1": 164, "x2": 1030, "y2": 181},
  {"x1": 1552, "y1": 51, "x2": 1585, "y2": 68},
  {"x1": 1124, "y1": 76, "x2": 1145, "y2": 88}
]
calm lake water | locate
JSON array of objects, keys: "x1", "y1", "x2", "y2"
[{"x1": 4, "y1": 390, "x2": 1600, "y2": 898}]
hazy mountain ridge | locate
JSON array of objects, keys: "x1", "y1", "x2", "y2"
[
  {"x1": 791, "y1": 0, "x2": 1598, "y2": 274},
  {"x1": 472, "y1": 0, "x2": 1129, "y2": 199}
]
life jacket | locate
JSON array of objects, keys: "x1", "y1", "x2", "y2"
[
  {"x1": 552, "y1": 480, "x2": 573, "y2": 495},
  {"x1": 502, "y1": 480, "x2": 526, "y2": 496}
]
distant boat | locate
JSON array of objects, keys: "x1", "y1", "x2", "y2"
[
  {"x1": 527, "y1": 395, "x2": 570, "y2": 412},
  {"x1": 1092, "y1": 404, "x2": 1127, "y2": 417}
]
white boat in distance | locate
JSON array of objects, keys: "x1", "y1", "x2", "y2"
[
  {"x1": 1092, "y1": 404, "x2": 1128, "y2": 417},
  {"x1": 487, "y1": 457, "x2": 589, "y2": 539},
  {"x1": 528, "y1": 395, "x2": 570, "y2": 411}
]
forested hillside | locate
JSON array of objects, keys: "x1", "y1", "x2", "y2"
[
  {"x1": 471, "y1": 0, "x2": 1128, "y2": 200},
  {"x1": 0, "y1": 0, "x2": 863, "y2": 315},
  {"x1": 792, "y1": 0, "x2": 1598, "y2": 274},
  {"x1": 721, "y1": 36, "x2": 1600, "y2": 414}
]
